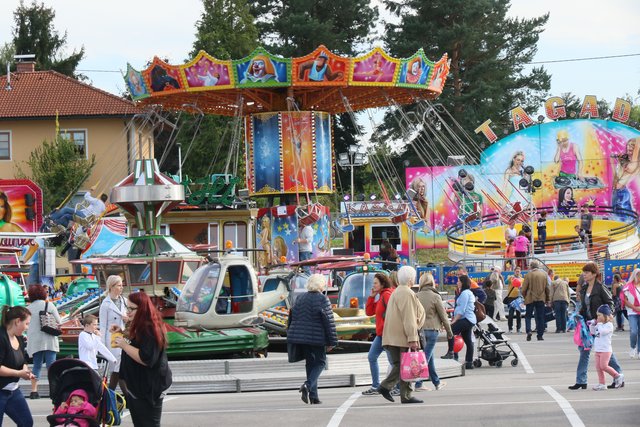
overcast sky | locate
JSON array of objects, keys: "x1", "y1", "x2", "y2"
[{"x1": 1, "y1": 0, "x2": 639, "y2": 107}]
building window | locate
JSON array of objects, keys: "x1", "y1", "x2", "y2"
[
  {"x1": 59, "y1": 129, "x2": 87, "y2": 157},
  {"x1": 0, "y1": 132, "x2": 10, "y2": 160}
]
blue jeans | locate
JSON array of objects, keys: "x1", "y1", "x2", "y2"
[
  {"x1": 299, "y1": 251, "x2": 312, "y2": 274},
  {"x1": 629, "y1": 314, "x2": 640, "y2": 351},
  {"x1": 0, "y1": 388, "x2": 33, "y2": 427},
  {"x1": 576, "y1": 346, "x2": 622, "y2": 384},
  {"x1": 422, "y1": 329, "x2": 441, "y2": 386},
  {"x1": 50, "y1": 207, "x2": 86, "y2": 228},
  {"x1": 302, "y1": 344, "x2": 326, "y2": 400},
  {"x1": 553, "y1": 301, "x2": 568, "y2": 332},
  {"x1": 525, "y1": 301, "x2": 546, "y2": 337},
  {"x1": 31, "y1": 350, "x2": 57, "y2": 379},
  {"x1": 367, "y1": 335, "x2": 391, "y2": 388}
]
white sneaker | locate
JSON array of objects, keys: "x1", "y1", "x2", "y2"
[
  {"x1": 614, "y1": 374, "x2": 625, "y2": 389},
  {"x1": 592, "y1": 384, "x2": 606, "y2": 391},
  {"x1": 630, "y1": 348, "x2": 638, "y2": 359},
  {"x1": 435, "y1": 381, "x2": 447, "y2": 391}
]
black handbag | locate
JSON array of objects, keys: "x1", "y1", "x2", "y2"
[
  {"x1": 287, "y1": 342, "x2": 304, "y2": 363},
  {"x1": 39, "y1": 301, "x2": 62, "y2": 336}
]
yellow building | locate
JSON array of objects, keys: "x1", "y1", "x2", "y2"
[{"x1": 0, "y1": 61, "x2": 154, "y2": 193}]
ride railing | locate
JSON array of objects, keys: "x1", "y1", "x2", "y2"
[{"x1": 446, "y1": 204, "x2": 638, "y2": 256}]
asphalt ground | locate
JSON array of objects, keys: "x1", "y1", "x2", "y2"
[{"x1": 23, "y1": 326, "x2": 638, "y2": 427}]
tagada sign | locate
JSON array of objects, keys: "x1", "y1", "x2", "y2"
[{"x1": 475, "y1": 95, "x2": 635, "y2": 143}]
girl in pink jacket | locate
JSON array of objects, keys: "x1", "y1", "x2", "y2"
[{"x1": 53, "y1": 389, "x2": 97, "y2": 427}]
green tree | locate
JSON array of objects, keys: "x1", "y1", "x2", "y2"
[
  {"x1": 11, "y1": 0, "x2": 85, "y2": 78},
  {"x1": 249, "y1": 0, "x2": 378, "y2": 198},
  {"x1": 157, "y1": 0, "x2": 258, "y2": 180},
  {"x1": 16, "y1": 136, "x2": 96, "y2": 213},
  {"x1": 381, "y1": 0, "x2": 551, "y2": 163},
  {"x1": 249, "y1": 0, "x2": 377, "y2": 56}
]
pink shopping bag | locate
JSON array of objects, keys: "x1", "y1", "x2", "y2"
[{"x1": 400, "y1": 350, "x2": 429, "y2": 381}]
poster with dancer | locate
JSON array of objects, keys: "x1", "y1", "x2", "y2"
[
  {"x1": 281, "y1": 112, "x2": 314, "y2": 194},
  {"x1": 350, "y1": 48, "x2": 400, "y2": 86},
  {"x1": 248, "y1": 113, "x2": 282, "y2": 195}
]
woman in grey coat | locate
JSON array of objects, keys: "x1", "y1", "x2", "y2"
[{"x1": 26, "y1": 284, "x2": 60, "y2": 399}]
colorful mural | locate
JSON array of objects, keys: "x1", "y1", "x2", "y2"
[
  {"x1": 246, "y1": 111, "x2": 333, "y2": 196},
  {"x1": 0, "y1": 180, "x2": 43, "y2": 236},
  {"x1": 256, "y1": 205, "x2": 330, "y2": 270},
  {"x1": 407, "y1": 119, "x2": 640, "y2": 248}
]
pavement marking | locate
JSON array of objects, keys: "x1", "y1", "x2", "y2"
[
  {"x1": 542, "y1": 386, "x2": 585, "y2": 427},
  {"x1": 121, "y1": 396, "x2": 180, "y2": 420},
  {"x1": 510, "y1": 343, "x2": 534, "y2": 374},
  {"x1": 326, "y1": 391, "x2": 360, "y2": 427}
]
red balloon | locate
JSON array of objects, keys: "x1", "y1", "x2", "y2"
[{"x1": 453, "y1": 335, "x2": 464, "y2": 353}]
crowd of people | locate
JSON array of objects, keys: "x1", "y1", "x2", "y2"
[{"x1": 1, "y1": 259, "x2": 639, "y2": 423}]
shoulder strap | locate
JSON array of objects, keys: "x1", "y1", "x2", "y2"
[{"x1": 44, "y1": 300, "x2": 48, "y2": 312}]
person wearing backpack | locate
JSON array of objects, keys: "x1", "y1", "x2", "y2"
[
  {"x1": 521, "y1": 260, "x2": 550, "y2": 341},
  {"x1": 362, "y1": 273, "x2": 394, "y2": 396},
  {"x1": 441, "y1": 275, "x2": 476, "y2": 369}
]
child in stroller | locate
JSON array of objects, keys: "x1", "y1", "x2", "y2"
[
  {"x1": 472, "y1": 322, "x2": 519, "y2": 368},
  {"x1": 53, "y1": 389, "x2": 97, "y2": 427},
  {"x1": 46, "y1": 359, "x2": 107, "y2": 427}
]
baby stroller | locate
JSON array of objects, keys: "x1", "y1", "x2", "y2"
[
  {"x1": 472, "y1": 323, "x2": 519, "y2": 368},
  {"x1": 46, "y1": 359, "x2": 125, "y2": 427}
]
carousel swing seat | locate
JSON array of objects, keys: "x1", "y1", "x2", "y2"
[
  {"x1": 390, "y1": 206, "x2": 409, "y2": 224},
  {"x1": 297, "y1": 203, "x2": 323, "y2": 227},
  {"x1": 333, "y1": 220, "x2": 355, "y2": 233}
]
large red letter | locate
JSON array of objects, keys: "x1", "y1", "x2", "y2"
[
  {"x1": 579, "y1": 95, "x2": 599, "y2": 118},
  {"x1": 544, "y1": 97, "x2": 567, "y2": 120},
  {"x1": 612, "y1": 98, "x2": 631, "y2": 123},
  {"x1": 510, "y1": 106, "x2": 534, "y2": 131}
]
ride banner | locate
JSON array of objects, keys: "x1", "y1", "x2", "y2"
[{"x1": 603, "y1": 259, "x2": 640, "y2": 284}]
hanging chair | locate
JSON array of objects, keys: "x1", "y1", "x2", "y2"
[{"x1": 297, "y1": 203, "x2": 323, "y2": 227}]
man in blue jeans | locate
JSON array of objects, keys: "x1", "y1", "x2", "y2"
[
  {"x1": 521, "y1": 260, "x2": 550, "y2": 341},
  {"x1": 50, "y1": 190, "x2": 107, "y2": 229}
]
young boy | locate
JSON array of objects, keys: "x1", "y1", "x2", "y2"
[{"x1": 78, "y1": 314, "x2": 117, "y2": 371}]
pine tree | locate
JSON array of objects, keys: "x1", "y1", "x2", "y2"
[
  {"x1": 249, "y1": 0, "x2": 377, "y2": 56},
  {"x1": 381, "y1": 0, "x2": 551, "y2": 163},
  {"x1": 10, "y1": 1, "x2": 85, "y2": 78}
]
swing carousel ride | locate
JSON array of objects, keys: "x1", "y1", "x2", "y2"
[
  {"x1": 123, "y1": 45, "x2": 451, "y2": 268},
  {"x1": 116, "y1": 45, "x2": 450, "y2": 347}
]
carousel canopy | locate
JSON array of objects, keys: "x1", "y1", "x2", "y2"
[{"x1": 124, "y1": 45, "x2": 449, "y2": 116}]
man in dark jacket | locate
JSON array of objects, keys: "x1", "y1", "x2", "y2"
[{"x1": 287, "y1": 274, "x2": 337, "y2": 405}]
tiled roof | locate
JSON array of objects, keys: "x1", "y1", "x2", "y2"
[{"x1": 0, "y1": 70, "x2": 141, "y2": 119}]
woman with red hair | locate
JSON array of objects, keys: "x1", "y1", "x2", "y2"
[{"x1": 111, "y1": 292, "x2": 172, "y2": 426}]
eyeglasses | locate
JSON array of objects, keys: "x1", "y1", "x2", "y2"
[{"x1": 126, "y1": 305, "x2": 137, "y2": 312}]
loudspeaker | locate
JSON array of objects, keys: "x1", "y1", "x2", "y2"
[
  {"x1": 25, "y1": 207, "x2": 35, "y2": 221},
  {"x1": 24, "y1": 193, "x2": 34, "y2": 206}
]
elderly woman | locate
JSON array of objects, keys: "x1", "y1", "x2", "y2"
[
  {"x1": 26, "y1": 284, "x2": 61, "y2": 399},
  {"x1": 378, "y1": 266, "x2": 425, "y2": 404},
  {"x1": 99, "y1": 275, "x2": 129, "y2": 391},
  {"x1": 442, "y1": 275, "x2": 476, "y2": 369},
  {"x1": 416, "y1": 272, "x2": 452, "y2": 391},
  {"x1": 287, "y1": 274, "x2": 337, "y2": 405}
]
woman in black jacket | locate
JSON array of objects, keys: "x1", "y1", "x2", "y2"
[
  {"x1": 112, "y1": 292, "x2": 172, "y2": 426},
  {"x1": 287, "y1": 274, "x2": 337, "y2": 405},
  {"x1": 569, "y1": 262, "x2": 624, "y2": 390}
]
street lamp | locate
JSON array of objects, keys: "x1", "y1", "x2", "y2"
[
  {"x1": 337, "y1": 144, "x2": 365, "y2": 201},
  {"x1": 520, "y1": 165, "x2": 542, "y2": 255}
]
